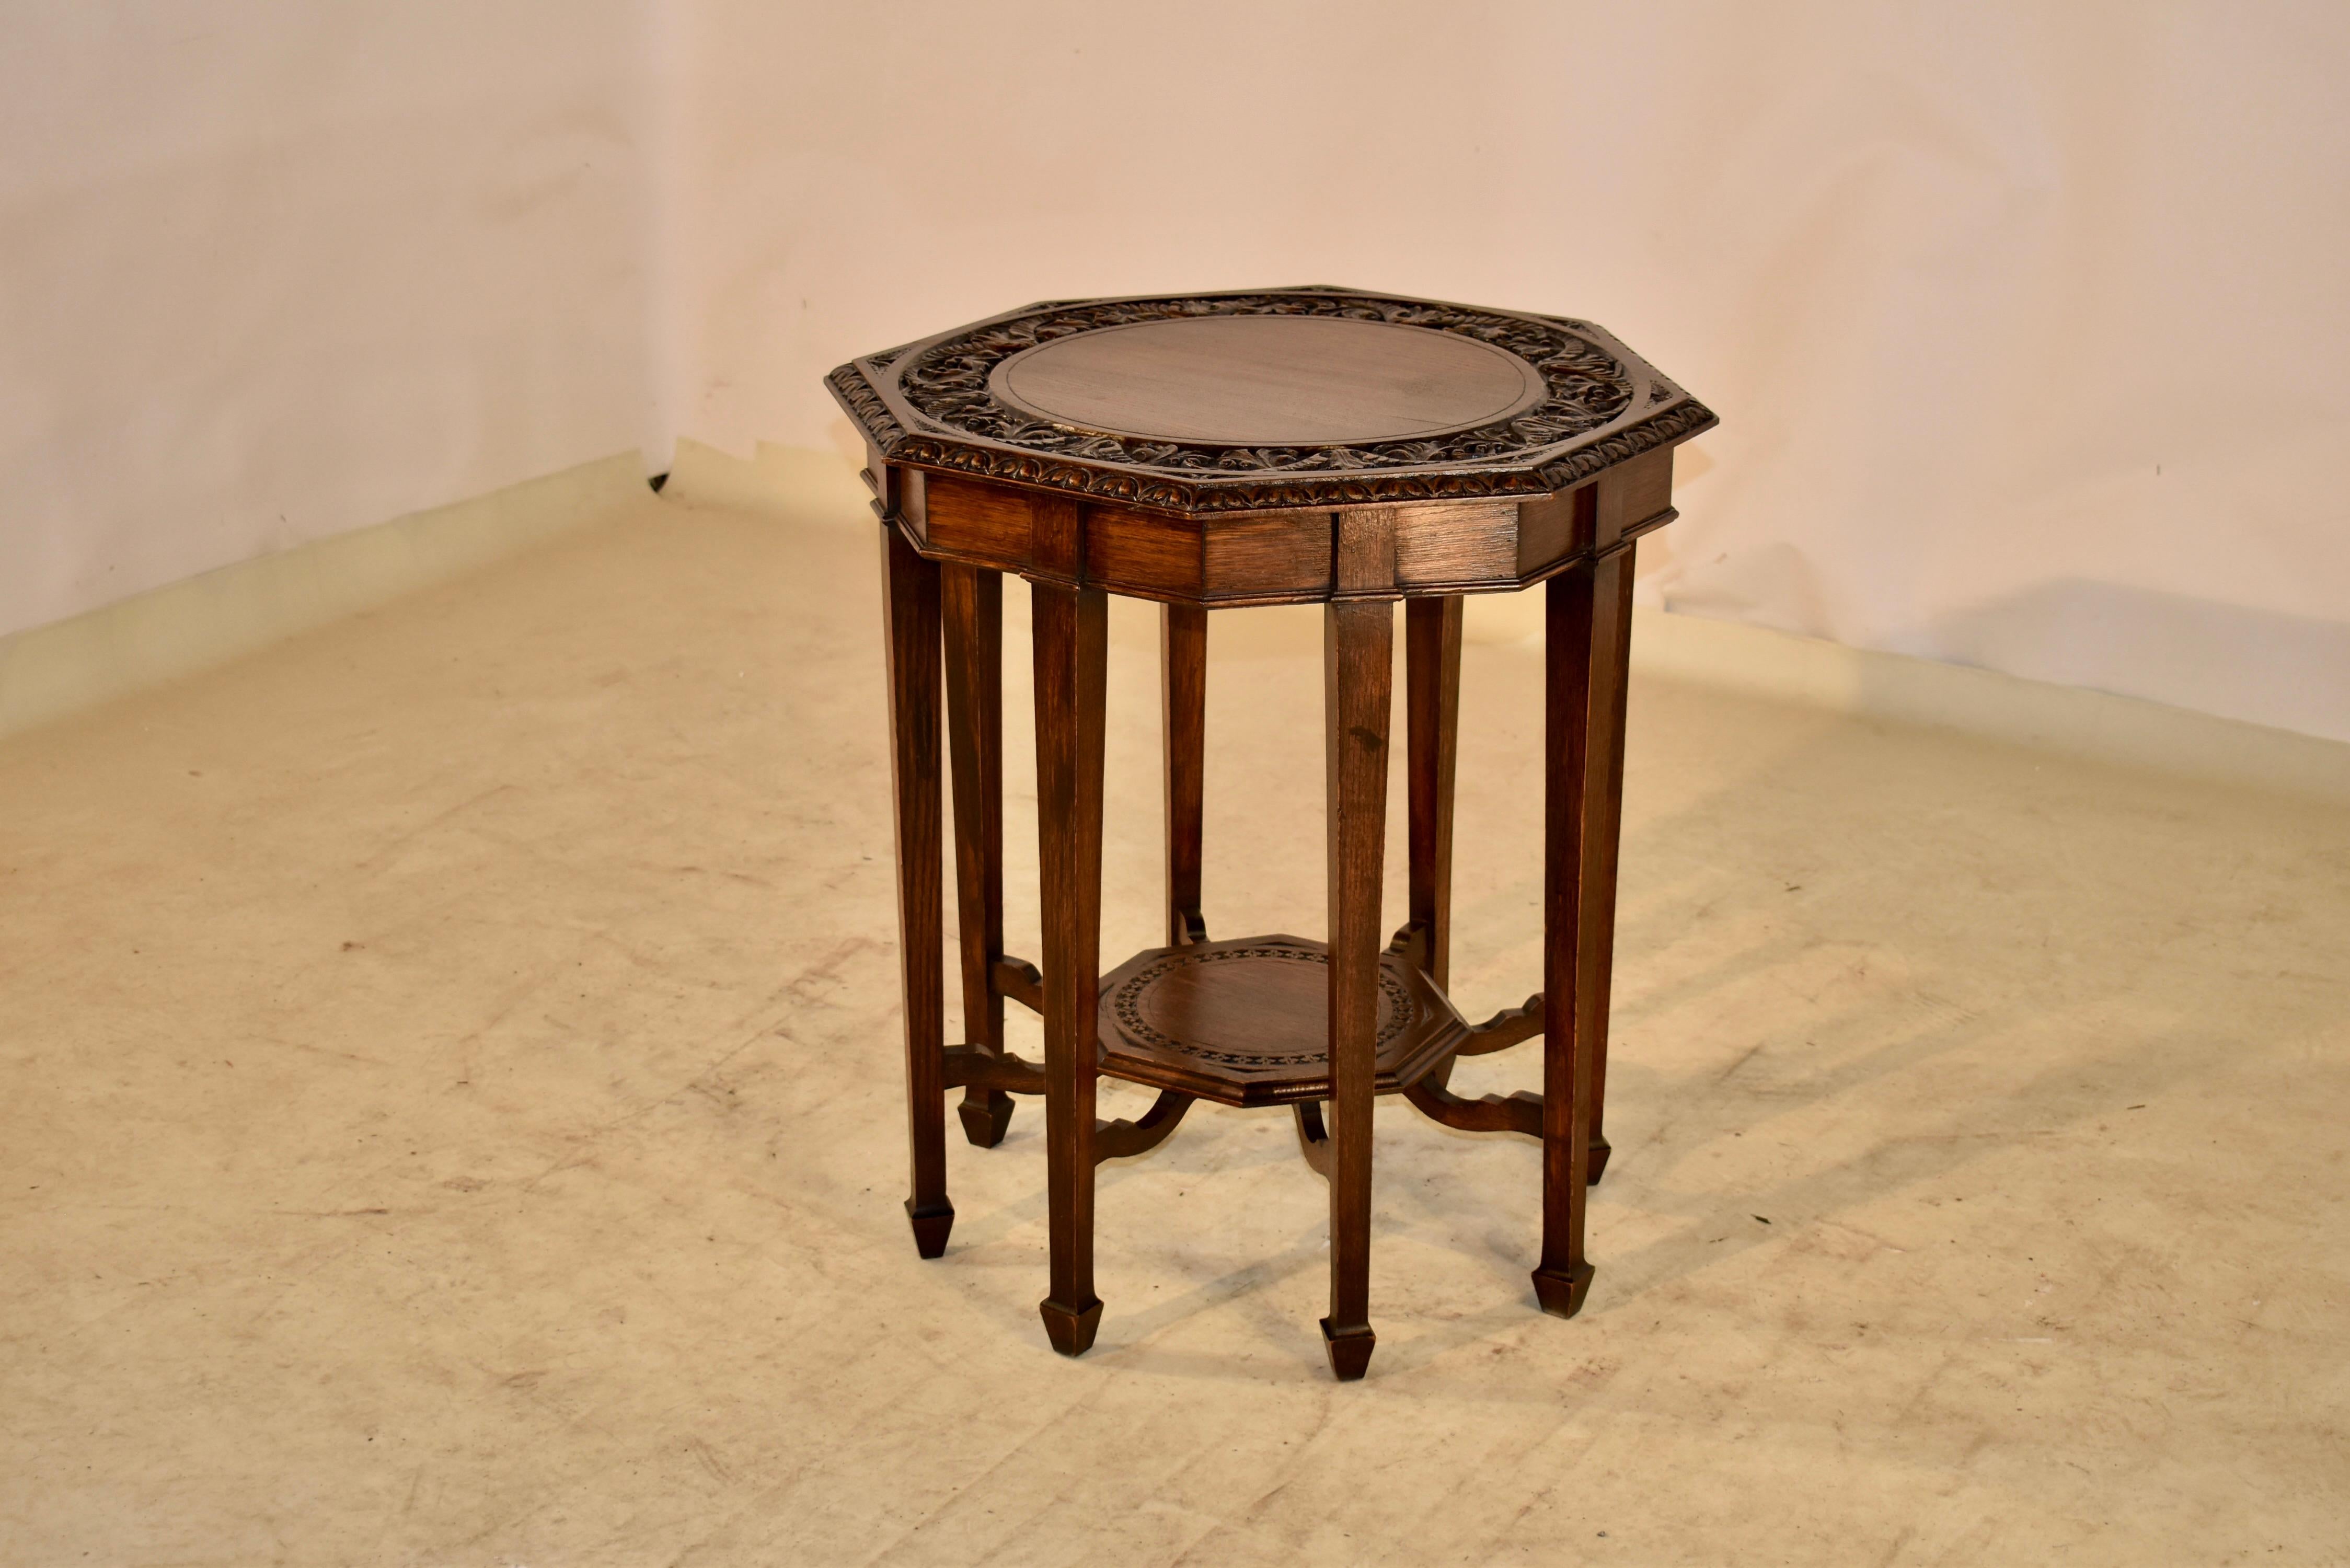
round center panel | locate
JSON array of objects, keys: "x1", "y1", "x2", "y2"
[
  {"x1": 988, "y1": 315, "x2": 1547, "y2": 447},
  {"x1": 1106, "y1": 941, "x2": 1414, "y2": 1070}
]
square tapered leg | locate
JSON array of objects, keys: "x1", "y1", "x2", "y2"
[
  {"x1": 1321, "y1": 594, "x2": 1393, "y2": 1379},
  {"x1": 880, "y1": 521, "x2": 952, "y2": 1257},
  {"x1": 1032, "y1": 580, "x2": 1109, "y2": 1354},
  {"x1": 942, "y1": 563, "x2": 1014, "y2": 1149},
  {"x1": 1533, "y1": 547, "x2": 1634, "y2": 1315}
]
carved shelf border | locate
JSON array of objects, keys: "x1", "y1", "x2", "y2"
[
  {"x1": 1107, "y1": 942, "x2": 1414, "y2": 1070},
  {"x1": 829, "y1": 289, "x2": 1717, "y2": 515}
]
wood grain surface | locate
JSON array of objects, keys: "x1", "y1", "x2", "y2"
[
  {"x1": 1095, "y1": 936, "x2": 1465, "y2": 1106},
  {"x1": 990, "y1": 314, "x2": 1546, "y2": 445}
]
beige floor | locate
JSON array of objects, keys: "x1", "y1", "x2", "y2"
[{"x1": 4, "y1": 485, "x2": 2347, "y2": 1568}]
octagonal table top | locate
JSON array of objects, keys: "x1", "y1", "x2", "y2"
[{"x1": 828, "y1": 287, "x2": 1715, "y2": 517}]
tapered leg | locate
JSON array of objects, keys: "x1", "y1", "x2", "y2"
[
  {"x1": 1033, "y1": 582, "x2": 1109, "y2": 1355},
  {"x1": 942, "y1": 565, "x2": 1013, "y2": 1148},
  {"x1": 1322, "y1": 599, "x2": 1393, "y2": 1380},
  {"x1": 1532, "y1": 547, "x2": 1635, "y2": 1317},
  {"x1": 1404, "y1": 597, "x2": 1463, "y2": 989},
  {"x1": 1162, "y1": 604, "x2": 1208, "y2": 947},
  {"x1": 880, "y1": 522, "x2": 951, "y2": 1258},
  {"x1": 1585, "y1": 547, "x2": 1637, "y2": 1182}
]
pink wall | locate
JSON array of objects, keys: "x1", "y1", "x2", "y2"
[
  {"x1": 6, "y1": 3, "x2": 2345, "y2": 744},
  {"x1": 0, "y1": 3, "x2": 661, "y2": 641},
  {"x1": 667, "y1": 1, "x2": 2350, "y2": 742}
]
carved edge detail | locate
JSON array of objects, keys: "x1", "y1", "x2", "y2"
[
  {"x1": 827, "y1": 362, "x2": 905, "y2": 453},
  {"x1": 831, "y1": 371, "x2": 1714, "y2": 516}
]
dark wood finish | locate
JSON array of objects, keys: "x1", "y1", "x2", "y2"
[
  {"x1": 880, "y1": 521, "x2": 952, "y2": 1259},
  {"x1": 830, "y1": 289, "x2": 1714, "y2": 516},
  {"x1": 1412, "y1": 997, "x2": 1615, "y2": 1179},
  {"x1": 1599, "y1": 451, "x2": 1674, "y2": 549},
  {"x1": 1201, "y1": 513, "x2": 1334, "y2": 601},
  {"x1": 1403, "y1": 1077, "x2": 1543, "y2": 1138},
  {"x1": 913, "y1": 457, "x2": 1675, "y2": 608},
  {"x1": 922, "y1": 475, "x2": 1031, "y2": 566},
  {"x1": 1162, "y1": 605, "x2": 1208, "y2": 947},
  {"x1": 1293, "y1": 1100, "x2": 1332, "y2": 1178},
  {"x1": 942, "y1": 1044, "x2": 1045, "y2": 1097},
  {"x1": 848, "y1": 292, "x2": 1710, "y2": 1378},
  {"x1": 992, "y1": 953, "x2": 1042, "y2": 1014},
  {"x1": 1516, "y1": 481, "x2": 1595, "y2": 578},
  {"x1": 1084, "y1": 504, "x2": 1205, "y2": 600},
  {"x1": 1321, "y1": 577, "x2": 1393, "y2": 1381},
  {"x1": 1531, "y1": 546, "x2": 1635, "y2": 1320},
  {"x1": 1333, "y1": 506, "x2": 1399, "y2": 598},
  {"x1": 1097, "y1": 935, "x2": 1465, "y2": 1106},
  {"x1": 1581, "y1": 544, "x2": 1640, "y2": 1186},
  {"x1": 1031, "y1": 578, "x2": 1109, "y2": 1356},
  {"x1": 1404, "y1": 596, "x2": 1464, "y2": 991},
  {"x1": 1459, "y1": 994, "x2": 1546, "y2": 1056},
  {"x1": 1395, "y1": 503, "x2": 1519, "y2": 592},
  {"x1": 1094, "y1": 1091, "x2": 1195, "y2": 1163},
  {"x1": 990, "y1": 313, "x2": 1548, "y2": 445},
  {"x1": 1029, "y1": 492, "x2": 1085, "y2": 587},
  {"x1": 942, "y1": 563, "x2": 1013, "y2": 1148}
]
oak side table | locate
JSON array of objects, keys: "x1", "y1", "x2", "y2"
[{"x1": 829, "y1": 288, "x2": 1716, "y2": 1380}]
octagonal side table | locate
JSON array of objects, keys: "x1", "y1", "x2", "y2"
[{"x1": 830, "y1": 288, "x2": 1716, "y2": 1380}]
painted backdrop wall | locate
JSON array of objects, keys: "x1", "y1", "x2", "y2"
[
  {"x1": 6, "y1": 3, "x2": 2346, "y2": 745},
  {"x1": 669, "y1": 0, "x2": 2350, "y2": 743},
  {"x1": 0, "y1": 2, "x2": 659, "y2": 642}
]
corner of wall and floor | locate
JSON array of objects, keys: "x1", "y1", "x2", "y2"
[{"x1": 11, "y1": 437, "x2": 2337, "y2": 819}]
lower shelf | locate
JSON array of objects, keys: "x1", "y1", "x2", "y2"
[{"x1": 1097, "y1": 933, "x2": 1468, "y2": 1107}]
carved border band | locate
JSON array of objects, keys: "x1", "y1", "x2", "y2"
[
  {"x1": 828, "y1": 289, "x2": 1717, "y2": 515},
  {"x1": 1107, "y1": 943, "x2": 1414, "y2": 1070}
]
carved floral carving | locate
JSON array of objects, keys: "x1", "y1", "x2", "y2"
[{"x1": 829, "y1": 289, "x2": 1715, "y2": 514}]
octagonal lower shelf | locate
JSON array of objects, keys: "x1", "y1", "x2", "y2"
[{"x1": 1097, "y1": 933, "x2": 1468, "y2": 1107}]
